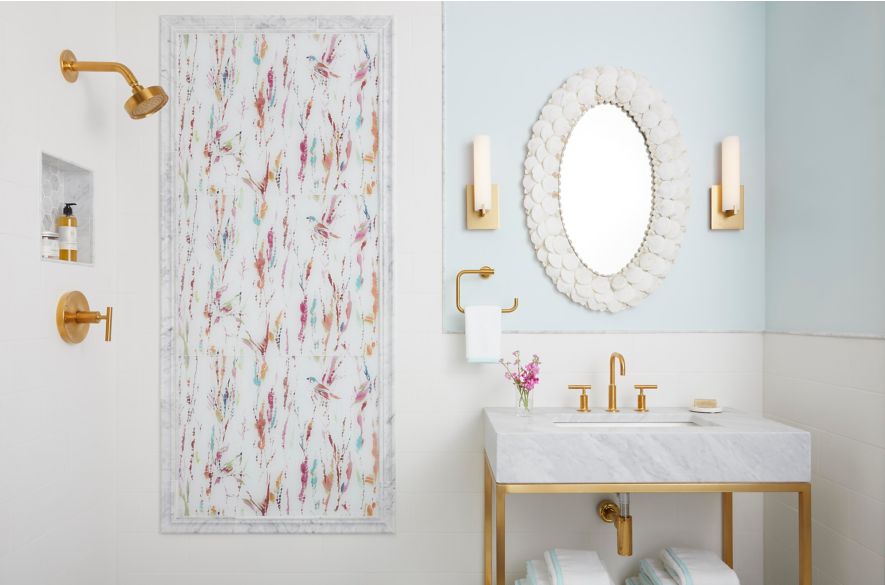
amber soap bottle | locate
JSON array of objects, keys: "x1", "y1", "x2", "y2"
[{"x1": 57, "y1": 202, "x2": 78, "y2": 262}]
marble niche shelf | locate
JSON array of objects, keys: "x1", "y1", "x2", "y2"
[{"x1": 41, "y1": 152, "x2": 94, "y2": 265}]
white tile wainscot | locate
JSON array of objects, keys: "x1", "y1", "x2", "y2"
[{"x1": 764, "y1": 333, "x2": 885, "y2": 585}]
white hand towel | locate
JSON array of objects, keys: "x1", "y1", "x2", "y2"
[
  {"x1": 527, "y1": 559, "x2": 551, "y2": 585},
  {"x1": 639, "y1": 558, "x2": 678, "y2": 585},
  {"x1": 544, "y1": 549, "x2": 614, "y2": 585},
  {"x1": 465, "y1": 305, "x2": 501, "y2": 363},
  {"x1": 660, "y1": 547, "x2": 739, "y2": 585}
]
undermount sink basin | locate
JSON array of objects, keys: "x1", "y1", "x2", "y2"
[
  {"x1": 553, "y1": 420, "x2": 698, "y2": 428},
  {"x1": 484, "y1": 407, "x2": 811, "y2": 484},
  {"x1": 549, "y1": 411, "x2": 716, "y2": 430}
]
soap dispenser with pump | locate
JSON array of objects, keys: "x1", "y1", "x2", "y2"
[{"x1": 57, "y1": 202, "x2": 78, "y2": 262}]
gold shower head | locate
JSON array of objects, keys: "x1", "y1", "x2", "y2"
[
  {"x1": 124, "y1": 85, "x2": 168, "y2": 119},
  {"x1": 60, "y1": 49, "x2": 168, "y2": 120}
]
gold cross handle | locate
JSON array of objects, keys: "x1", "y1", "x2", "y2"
[
  {"x1": 633, "y1": 384, "x2": 658, "y2": 412},
  {"x1": 568, "y1": 384, "x2": 592, "y2": 412}
]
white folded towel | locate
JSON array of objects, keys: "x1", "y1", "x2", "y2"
[
  {"x1": 465, "y1": 305, "x2": 501, "y2": 363},
  {"x1": 544, "y1": 549, "x2": 614, "y2": 585},
  {"x1": 660, "y1": 547, "x2": 739, "y2": 585},
  {"x1": 527, "y1": 559, "x2": 551, "y2": 585},
  {"x1": 639, "y1": 558, "x2": 678, "y2": 585}
]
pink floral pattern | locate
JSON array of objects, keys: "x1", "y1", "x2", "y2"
[{"x1": 170, "y1": 27, "x2": 386, "y2": 524}]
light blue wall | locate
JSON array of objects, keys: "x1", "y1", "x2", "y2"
[
  {"x1": 766, "y1": 3, "x2": 885, "y2": 336},
  {"x1": 444, "y1": 2, "x2": 766, "y2": 332}
]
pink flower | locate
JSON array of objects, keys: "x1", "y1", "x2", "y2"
[{"x1": 499, "y1": 351, "x2": 542, "y2": 395}]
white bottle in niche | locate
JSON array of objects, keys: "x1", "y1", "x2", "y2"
[
  {"x1": 57, "y1": 202, "x2": 78, "y2": 262},
  {"x1": 41, "y1": 231, "x2": 60, "y2": 260}
]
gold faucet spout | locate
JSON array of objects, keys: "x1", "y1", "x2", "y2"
[{"x1": 607, "y1": 352, "x2": 626, "y2": 412}]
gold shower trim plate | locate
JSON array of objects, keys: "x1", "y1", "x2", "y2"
[
  {"x1": 56, "y1": 291, "x2": 113, "y2": 344},
  {"x1": 59, "y1": 49, "x2": 168, "y2": 119}
]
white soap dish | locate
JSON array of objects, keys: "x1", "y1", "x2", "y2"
[{"x1": 690, "y1": 399, "x2": 722, "y2": 414}]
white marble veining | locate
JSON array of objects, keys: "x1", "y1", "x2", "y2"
[{"x1": 484, "y1": 407, "x2": 810, "y2": 484}]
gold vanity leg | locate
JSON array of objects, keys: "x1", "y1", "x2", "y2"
[
  {"x1": 721, "y1": 492, "x2": 734, "y2": 568},
  {"x1": 484, "y1": 459, "x2": 492, "y2": 585},
  {"x1": 496, "y1": 484, "x2": 507, "y2": 585},
  {"x1": 798, "y1": 484, "x2": 813, "y2": 585}
]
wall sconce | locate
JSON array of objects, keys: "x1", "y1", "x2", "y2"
[
  {"x1": 466, "y1": 135, "x2": 499, "y2": 229},
  {"x1": 710, "y1": 136, "x2": 744, "y2": 230}
]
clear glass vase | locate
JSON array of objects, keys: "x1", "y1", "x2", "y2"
[{"x1": 514, "y1": 386, "x2": 533, "y2": 417}]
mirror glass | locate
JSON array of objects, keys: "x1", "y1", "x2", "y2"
[{"x1": 559, "y1": 104, "x2": 653, "y2": 276}]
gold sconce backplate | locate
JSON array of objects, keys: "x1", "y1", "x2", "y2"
[
  {"x1": 465, "y1": 185, "x2": 500, "y2": 230},
  {"x1": 710, "y1": 185, "x2": 745, "y2": 230}
]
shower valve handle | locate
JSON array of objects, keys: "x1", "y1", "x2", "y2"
[{"x1": 56, "y1": 291, "x2": 113, "y2": 344}]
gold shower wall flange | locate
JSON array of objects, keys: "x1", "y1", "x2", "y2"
[{"x1": 59, "y1": 49, "x2": 79, "y2": 82}]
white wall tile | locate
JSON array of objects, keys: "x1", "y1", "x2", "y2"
[
  {"x1": 0, "y1": 2, "x2": 117, "y2": 582},
  {"x1": 764, "y1": 334, "x2": 885, "y2": 585},
  {"x1": 817, "y1": 431, "x2": 885, "y2": 502},
  {"x1": 851, "y1": 491, "x2": 885, "y2": 559}
]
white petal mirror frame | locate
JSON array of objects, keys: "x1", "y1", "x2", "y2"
[{"x1": 523, "y1": 66, "x2": 691, "y2": 313}]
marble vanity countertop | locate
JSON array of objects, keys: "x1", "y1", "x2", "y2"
[{"x1": 484, "y1": 407, "x2": 811, "y2": 484}]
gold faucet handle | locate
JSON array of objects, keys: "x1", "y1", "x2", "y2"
[
  {"x1": 102, "y1": 307, "x2": 113, "y2": 342},
  {"x1": 633, "y1": 384, "x2": 657, "y2": 412},
  {"x1": 568, "y1": 384, "x2": 592, "y2": 413}
]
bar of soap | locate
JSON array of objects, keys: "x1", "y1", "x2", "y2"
[{"x1": 690, "y1": 398, "x2": 722, "y2": 413}]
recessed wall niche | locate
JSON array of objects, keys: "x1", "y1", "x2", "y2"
[{"x1": 41, "y1": 153, "x2": 94, "y2": 265}]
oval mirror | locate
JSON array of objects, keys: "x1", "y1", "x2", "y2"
[
  {"x1": 523, "y1": 66, "x2": 690, "y2": 313},
  {"x1": 559, "y1": 104, "x2": 652, "y2": 276}
]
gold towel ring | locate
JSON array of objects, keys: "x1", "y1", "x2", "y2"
[{"x1": 455, "y1": 266, "x2": 519, "y2": 314}]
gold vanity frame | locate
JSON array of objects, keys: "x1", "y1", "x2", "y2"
[{"x1": 483, "y1": 456, "x2": 812, "y2": 585}]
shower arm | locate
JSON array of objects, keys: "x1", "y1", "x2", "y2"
[
  {"x1": 69, "y1": 61, "x2": 140, "y2": 87},
  {"x1": 60, "y1": 50, "x2": 141, "y2": 88}
]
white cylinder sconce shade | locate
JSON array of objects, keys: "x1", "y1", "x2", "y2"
[
  {"x1": 473, "y1": 135, "x2": 492, "y2": 212},
  {"x1": 721, "y1": 136, "x2": 741, "y2": 213}
]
